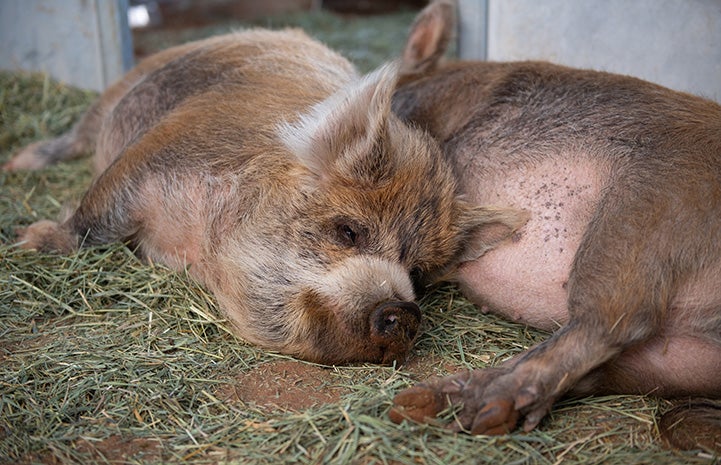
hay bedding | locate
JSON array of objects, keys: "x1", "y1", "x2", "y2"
[{"x1": 0, "y1": 9, "x2": 713, "y2": 465}]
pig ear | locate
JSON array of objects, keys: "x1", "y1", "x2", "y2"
[
  {"x1": 455, "y1": 203, "x2": 530, "y2": 262},
  {"x1": 278, "y1": 62, "x2": 398, "y2": 182},
  {"x1": 401, "y1": 0, "x2": 456, "y2": 76}
]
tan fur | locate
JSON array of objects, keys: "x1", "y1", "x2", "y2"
[
  {"x1": 390, "y1": 0, "x2": 721, "y2": 452},
  {"x1": 6, "y1": 28, "x2": 526, "y2": 366}
]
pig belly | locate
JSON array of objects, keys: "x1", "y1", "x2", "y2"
[{"x1": 455, "y1": 155, "x2": 609, "y2": 331}]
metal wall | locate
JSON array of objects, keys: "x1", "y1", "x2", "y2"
[
  {"x1": 0, "y1": 0, "x2": 133, "y2": 92},
  {"x1": 458, "y1": 0, "x2": 721, "y2": 102}
]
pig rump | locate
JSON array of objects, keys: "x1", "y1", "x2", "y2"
[{"x1": 8, "y1": 29, "x2": 526, "y2": 366}]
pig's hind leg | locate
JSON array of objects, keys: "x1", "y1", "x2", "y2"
[
  {"x1": 3, "y1": 66, "x2": 145, "y2": 172},
  {"x1": 3, "y1": 98, "x2": 105, "y2": 172}
]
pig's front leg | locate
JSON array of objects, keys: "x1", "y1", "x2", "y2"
[
  {"x1": 390, "y1": 322, "x2": 622, "y2": 434},
  {"x1": 16, "y1": 148, "x2": 150, "y2": 254},
  {"x1": 389, "y1": 367, "x2": 522, "y2": 434}
]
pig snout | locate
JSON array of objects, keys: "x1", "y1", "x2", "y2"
[
  {"x1": 283, "y1": 256, "x2": 422, "y2": 365},
  {"x1": 371, "y1": 301, "x2": 421, "y2": 363}
]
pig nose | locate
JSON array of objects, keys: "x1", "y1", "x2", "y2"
[
  {"x1": 370, "y1": 301, "x2": 422, "y2": 363},
  {"x1": 373, "y1": 301, "x2": 421, "y2": 338}
]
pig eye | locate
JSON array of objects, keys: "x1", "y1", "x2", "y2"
[
  {"x1": 333, "y1": 220, "x2": 366, "y2": 248},
  {"x1": 337, "y1": 224, "x2": 358, "y2": 246}
]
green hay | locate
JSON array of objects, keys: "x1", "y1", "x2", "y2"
[{"x1": 0, "y1": 9, "x2": 714, "y2": 465}]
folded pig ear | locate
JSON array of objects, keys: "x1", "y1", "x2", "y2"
[
  {"x1": 455, "y1": 203, "x2": 530, "y2": 263},
  {"x1": 278, "y1": 62, "x2": 399, "y2": 184}
]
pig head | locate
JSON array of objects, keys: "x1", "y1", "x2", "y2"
[{"x1": 6, "y1": 28, "x2": 526, "y2": 366}]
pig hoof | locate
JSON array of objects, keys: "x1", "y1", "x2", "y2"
[
  {"x1": 390, "y1": 369, "x2": 485, "y2": 427},
  {"x1": 16, "y1": 220, "x2": 77, "y2": 253},
  {"x1": 659, "y1": 401, "x2": 721, "y2": 453},
  {"x1": 390, "y1": 368, "x2": 538, "y2": 435},
  {"x1": 452, "y1": 374, "x2": 546, "y2": 435},
  {"x1": 469, "y1": 397, "x2": 520, "y2": 435},
  {"x1": 389, "y1": 384, "x2": 447, "y2": 424},
  {"x1": 3, "y1": 142, "x2": 47, "y2": 171}
]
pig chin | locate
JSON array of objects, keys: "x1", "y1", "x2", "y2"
[{"x1": 287, "y1": 256, "x2": 422, "y2": 365}]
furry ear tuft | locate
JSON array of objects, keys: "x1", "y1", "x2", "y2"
[{"x1": 277, "y1": 62, "x2": 400, "y2": 182}]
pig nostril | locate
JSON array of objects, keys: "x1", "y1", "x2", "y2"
[{"x1": 372, "y1": 301, "x2": 421, "y2": 338}]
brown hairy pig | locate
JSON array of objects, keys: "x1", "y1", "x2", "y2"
[
  {"x1": 5, "y1": 28, "x2": 526, "y2": 365},
  {"x1": 388, "y1": 0, "x2": 721, "y2": 451}
]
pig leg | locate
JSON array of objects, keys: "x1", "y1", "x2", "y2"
[
  {"x1": 2, "y1": 68, "x2": 145, "y2": 173},
  {"x1": 17, "y1": 146, "x2": 151, "y2": 253},
  {"x1": 391, "y1": 322, "x2": 628, "y2": 434},
  {"x1": 392, "y1": 305, "x2": 721, "y2": 441},
  {"x1": 3, "y1": 46, "x2": 190, "y2": 173},
  {"x1": 2, "y1": 98, "x2": 105, "y2": 172}
]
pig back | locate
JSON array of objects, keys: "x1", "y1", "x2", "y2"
[{"x1": 95, "y1": 29, "x2": 358, "y2": 172}]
